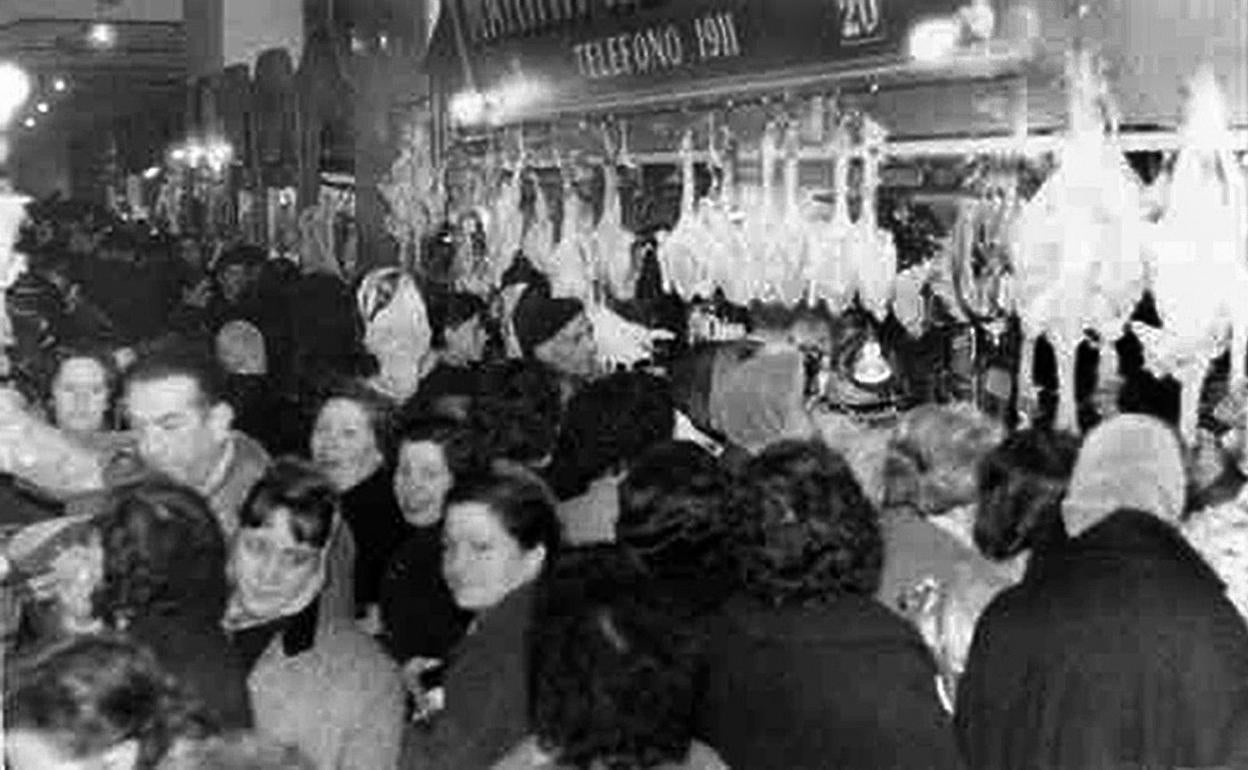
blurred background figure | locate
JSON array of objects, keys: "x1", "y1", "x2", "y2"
[
  {"x1": 4, "y1": 634, "x2": 215, "y2": 770},
  {"x1": 495, "y1": 546, "x2": 727, "y2": 770}
]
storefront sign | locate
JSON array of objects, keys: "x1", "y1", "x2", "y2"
[{"x1": 434, "y1": 0, "x2": 966, "y2": 122}]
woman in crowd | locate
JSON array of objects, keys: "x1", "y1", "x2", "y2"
[
  {"x1": 616, "y1": 440, "x2": 735, "y2": 618},
  {"x1": 223, "y1": 458, "x2": 404, "y2": 770},
  {"x1": 956, "y1": 415, "x2": 1248, "y2": 770},
  {"x1": 4, "y1": 634, "x2": 215, "y2": 770},
  {"x1": 546, "y1": 371, "x2": 675, "y2": 545},
  {"x1": 94, "y1": 479, "x2": 254, "y2": 728},
  {"x1": 874, "y1": 404, "x2": 1015, "y2": 674},
  {"x1": 414, "y1": 290, "x2": 489, "y2": 420},
  {"x1": 974, "y1": 428, "x2": 1080, "y2": 564},
  {"x1": 697, "y1": 439, "x2": 959, "y2": 770},
  {"x1": 1184, "y1": 383, "x2": 1248, "y2": 622},
  {"x1": 511, "y1": 281, "x2": 598, "y2": 399},
  {"x1": 380, "y1": 416, "x2": 476, "y2": 665},
  {"x1": 11, "y1": 480, "x2": 253, "y2": 729},
  {"x1": 494, "y1": 546, "x2": 727, "y2": 770},
  {"x1": 46, "y1": 346, "x2": 119, "y2": 444},
  {"x1": 402, "y1": 463, "x2": 561, "y2": 770},
  {"x1": 919, "y1": 428, "x2": 1080, "y2": 708},
  {"x1": 309, "y1": 381, "x2": 404, "y2": 629}
]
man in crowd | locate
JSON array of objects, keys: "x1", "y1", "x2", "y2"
[{"x1": 122, "y1": 346, "x2": 268, "y2": 536}]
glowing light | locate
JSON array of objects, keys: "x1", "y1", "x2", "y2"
[
  {"x1": 0, "y1": 62, "x2": 32, "y2": 128},
  {"x1": 88, "y1": 22, "x2": 118, "y2": 49},
  {"x1": 908, "y1": 18, "x2": 961, "y2": 63},
  {"x1": 142, "y1": 166, "x2": 161, "y2": 180},
  {"x1": 449, "y1": 90, "x2": 489, "y2": 126},
  {"x1": 35, "y1": 102, "x2": 48, "y2": 114},
  {"x1": 204, "y1": 139, "x2": 233, "y2": 171},
  {"x1": 961, "y1": 0, "x2": 996, "y2": 40},
  {"x1": 53, "y1": 78, "x2": 67, "y2": 92},
  {"x1": 23, "y1": 117, "x2": 35, "y2": 129}
]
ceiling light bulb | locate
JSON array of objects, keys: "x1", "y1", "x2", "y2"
[
  {"x1": 88, "y1": 23, "x2": 118, "y2": 49},
  {"x1": 53, "y1": 78, "x2": 67, "y2": 92},
  {"x1": 35, "y1": 102, "x2": 48, "y2": 114},
  {"x1": 23, "y1": 117, "x2": 35, "y2": 128}
]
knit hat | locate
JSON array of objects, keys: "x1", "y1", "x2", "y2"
[
  {"x1": 215, "y1": 320, "x2": 268, "y2": 375},
  {"x1": 512, "y1": 283, "x2": 584, "y2": 357},
  {"x1": 1062, "y1": 414, "x2": 1185, "y2": 538}
]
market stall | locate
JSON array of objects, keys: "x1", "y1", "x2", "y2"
[{"x1": 406, "y1": 0, "x2": 1248, "y2": 431}]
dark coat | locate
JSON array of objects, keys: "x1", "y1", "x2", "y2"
[
  {"x1": 340, "y1": 468, "x2": 407, "y2": 613},
  {"x1": 402, "y1": 581, "x2": 535, "y2": 770},
  {"x1": 696, "y1": 593, "x2": 960, "y2": 770},
  {"x1": 955, "y1": 509, "x2": 1248, "y2": 770},
  {"x1": 126, "y1": 612, "x2": 254, "y2": 730},
  {"x1": 379, "y1": 523, "x2": 471, "y2": 663}
]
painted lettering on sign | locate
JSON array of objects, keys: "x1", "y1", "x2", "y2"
[
  {"x1": 571, "y1": 12, "x2": 742, "y2": 80},
  {"x1": 839, "y1": 0, "x2": 883, "y2": 43},
  {"x1": 468, "y1": 0, "x2": 656, "y2": 44}
]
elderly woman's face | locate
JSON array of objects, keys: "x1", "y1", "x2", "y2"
[
  {"x1": 52, "y1": 357, "x2": 110, "y2": 434},
  {"x1": 535, "y1": 312, "x2": 597, "y2": 379},
  {"x1": 311, "y1": 398, "x2": 383, "y2": 492},
  {"x1": 441, "y1": 502, "x2": 544, "y2": 611},
  {"x1": 232, "y1": 509, "x2": 323, "y2": 620},
  {"x1": 394, "y1": 440, "x2": 453, "y2": 527}
]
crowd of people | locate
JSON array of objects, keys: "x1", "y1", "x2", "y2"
[{"x1": 4, "y1": 207, "x2": 1248, "y2": 770}]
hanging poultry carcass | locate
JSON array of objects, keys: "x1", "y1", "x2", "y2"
[
  {"x1": 656, "y1": 131, "x2": 712, "y2": 298},
  {"x1": 1143, "y1": 65, "x2": 1248, "y2": 442},
  {"x1": 594, "y1": 142, "x2": 636, "y2": 300},
  {"x1": 747, "y1": 122, "x2": 801, "y2": 305},
  {"x1": 479, "y1": 156, "x2": 526, "y2": 291},
  {"x1": 522, "y1": 165, "x2": 558, "y2": 280},
  {"x1": 804, "y1": 124, "x2": 854, "y2": 315},
  {"x1": 854, "y1": 116, "x2": 898, "y2": 323},
  {"x1": 1009, "y1": 51, "x2": 1146, "y2": 432},
  {"x1": 547, "y1": 158, "x2": 596, "y2": 301}
]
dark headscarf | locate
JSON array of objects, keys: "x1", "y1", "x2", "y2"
[{"x1": 512, "y1": 283, "x2": 583, "y2": 357}]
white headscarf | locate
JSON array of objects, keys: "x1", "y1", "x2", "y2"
[
  {"x1": 1062, "y1": 414, "x2": 1186, "y2": 538},
  {"x1": 358, "y1": 268, "x2": 431, "y2": 402}
]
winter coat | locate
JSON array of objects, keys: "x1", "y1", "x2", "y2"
[
  {"x1": 956, "y1": 509, "x2": 1248, "y2": 770},
  {"x1": 696, "y1": 593, "x2": 960, "y2": 770},
  {"x1": 402, "y1": 581, "x2": 536, "y2": 770}
]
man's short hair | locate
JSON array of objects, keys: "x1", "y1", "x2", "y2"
[{"x1": 124, "y1": 343, "x2": 226, "y2": 408}]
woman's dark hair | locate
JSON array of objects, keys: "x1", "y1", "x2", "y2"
[
  {"x1": 445, "y1": 463, "x2": 561, "y2": 557},
  {"x1": 311, "y1": 377, "x2": 396, "y2": 458},
  {"x1": 730, "y1": 439, "x2": 883, "y2": 605},
  {"x1": 240, "y1": 458, "x2": 339, "y2": 549},
  {"x1": 974, "y1": 429, "x2": 1079, "y2": 561},
  {"x1": 547, "y1": 372, "x2": 675, "y2": 501},
  {"x1": 95, "y1": 480, "x2": 229, "y2": 626},
  {"x1": 4, "y1": 634, "x2": 214, "y2": 770},
  {"x1": 617, "y1": 441, "x2": 734, "y2": 610},
  {"x1": 394, "y1": 415, "x2": 485, "y2": 478},
  {"x1": 529, "y1": 546, "x2": 699, "y2": 770},
  {"x1": 467, "y1": 360, "x2": 562, "y2": 467}
]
